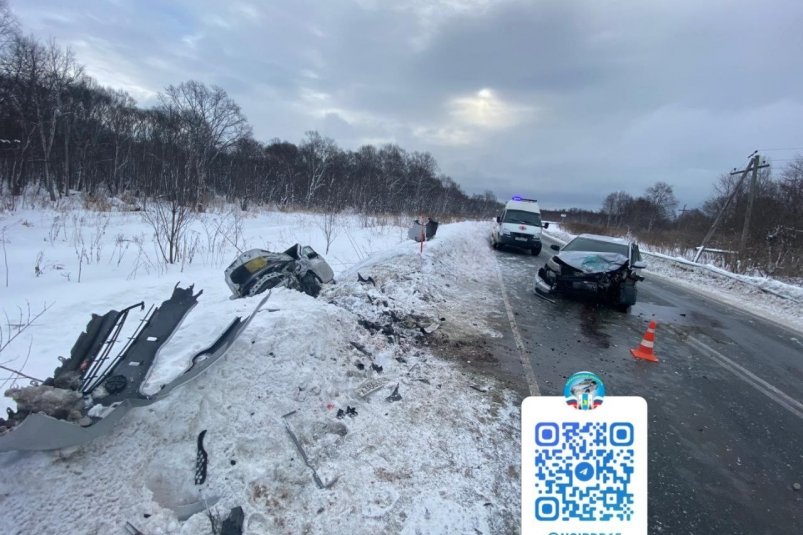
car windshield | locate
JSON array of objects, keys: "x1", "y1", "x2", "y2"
[
  {"x1": 503, "y1": 209, "x2": 541, "y2": 226},
  {"x1": 562, "y1": 237, "x2": 628, "y2": 256}
]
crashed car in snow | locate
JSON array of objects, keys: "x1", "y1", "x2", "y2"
[
  {"x1": 225, "y1": 244, "x2": 334, "y2": 298},
  {"x1": 535, "y1": 234, "x2": 646, "y2": 311}
]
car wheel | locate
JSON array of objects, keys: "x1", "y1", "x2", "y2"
[
  {"x1": 300, "y1": 272, "x2": 322, "y2": 297},
  {"x1": 531, "y1": 244, "x2": 542, "y2": 255},
  {"x1": 491, "y1": 239, "x2": 498, "y2": 250},
  {"x1": 246, "y1": 271, "x2": 285, "y2": 297}
]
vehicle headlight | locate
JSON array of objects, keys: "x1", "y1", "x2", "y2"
[{"x1": 546, "y1": 257, "x2": 561, "y2": 273}]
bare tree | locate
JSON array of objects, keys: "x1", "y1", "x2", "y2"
[
  {"x1": 318, "y1": 211, "x2": 339, "y2": 254},
  {"x1": 644, "y1": 181, "x2": 678, "y2": 231},
  {"x1": 142, "y1": 197, "x2": 196, "y2": 265},
  {"x1": 0, "y1": 0, "x2": 18, "y2": 51},
  {"x1": 159, "y1": 81, "x2": 251, "y2": 203},
  {"x1": 601, "y1": 191, "x2": 633, "y2": 228},
  {"x1": 299, "y1": 131, "x2": 337, "y2": 207}
]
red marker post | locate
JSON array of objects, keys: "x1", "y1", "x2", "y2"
[{"x1": 419, "y1": 214, "x2": 425, "y2": 254}]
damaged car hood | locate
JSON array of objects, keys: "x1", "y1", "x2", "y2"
[{"x1": 556, "y1": 251, "x2": 629, "y2": 274}]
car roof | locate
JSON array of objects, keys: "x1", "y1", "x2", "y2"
[{"x1": 574, "y1": 233, "x2": 633, "y2": 246}]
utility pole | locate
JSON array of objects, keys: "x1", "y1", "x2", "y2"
[
  {"x1": 694, "y1": 153, "x2": 755, "y2": 263},
  {"x1": 676, "y1": 204, "x2": 687, "y2": 231},
  {"x1": 694, "y1": 152, "x2": 769, "y2": 263},
  {"x1": 739, "y1": 153, "x2": 769, "y2": 258}
]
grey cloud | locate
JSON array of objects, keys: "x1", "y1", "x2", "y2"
[{"x1": 10, "y1": 0, "x2": 803, "y2": 210}]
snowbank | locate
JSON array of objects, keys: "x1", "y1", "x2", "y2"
[{"x1": 0, "y1": 211, "x2": 521, "y2": 534}]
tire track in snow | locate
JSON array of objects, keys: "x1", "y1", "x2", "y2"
[{"x1": 494, "y1": 256, "x2": 540, "y2": 396}]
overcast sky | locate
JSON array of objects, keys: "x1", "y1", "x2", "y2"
[{"x1": 10, "y1": 0, "x2": 803, "y2": 209}]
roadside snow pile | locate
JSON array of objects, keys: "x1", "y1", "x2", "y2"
[
  {"x1": 0, "y1": 220, "x2": 521, "y2": 535},
  {"x1": 638, "y1": 253, "x2": 803, "y2": 331},
  {"x1": 0, "y1": 208, "x2": 407, "y2": 414},
  {"x1": 326, "y1": 222, "x2": 502, "y2": 342}
]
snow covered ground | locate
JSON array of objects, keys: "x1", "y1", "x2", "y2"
[
  {"x1": 2, "y1": 206, "x2": 801, "y2": 534},
  {"x1": 0, "y1": 207, "x2": 520, "y2": 534}
]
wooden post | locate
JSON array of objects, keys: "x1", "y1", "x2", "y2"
[
  {"x1": 693, "y1": 158, "x2": 754, "y2": 263},
  {"x1": 738, "y1": 154, "x2": 762, "y2": 259}
]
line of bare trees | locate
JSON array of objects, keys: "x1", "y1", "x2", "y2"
[
  {"x1": 547, "y1": 168, "x2": 803, "y2": 277},
  {"x1": 0, "y1": 3, "x2": 499, "y2": 219}
]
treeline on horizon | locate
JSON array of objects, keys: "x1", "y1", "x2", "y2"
[
  {"x1": 0, "y1": 4, "x2": 500, "y2": 218},
  {"x1": 542, "y1": 164, "x2": 803, "y2": 276},
  {"x1": 0, "y1": 3, "x2": 800, "y2": 276}
]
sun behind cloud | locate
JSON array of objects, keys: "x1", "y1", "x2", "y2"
[{"x1": 449, "y1": 87, "x2": 535, "y2": 129}]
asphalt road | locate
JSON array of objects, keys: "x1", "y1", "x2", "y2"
[{"x1": 494, "y1": 235, "x2": 803, "y2": 535}]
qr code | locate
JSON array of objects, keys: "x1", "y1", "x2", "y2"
[{"x1": 534, "y1": 421, "x2": 635, "y2": 522}]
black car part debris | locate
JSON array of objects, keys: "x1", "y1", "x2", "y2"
[
  {"x1": 91, "y1": 284, "x2": 201, "y2": 404},
  {"x1": 407, "y1": 218, "x2": 439, "y2": 242},
  {"x1": 220, "y1": 506, "x2": 245, "y2": 535},
  {"x1": 47, "y1": 300, "x2": 145, "y2": 392},
  {"x1": 224, "y1": 244, "x2": 334, "y2": 298},
  {"x1": 349, "y1": 341, "x2": 372, "y2": 356},
  {"x1": 386, "y1": 383, "x2": 402, "y2": 402},
  {"x1": 0, "y1": 291, "x2": 270, "y2": 452},
  {"x1": 195, "y1": 429, "x2": 208, "y2": 485},
  {"x1": 124, "y1": 522, "x2": 145, "y2": 535},
  {"x1": 357, "y1": 272, "x2": 376, "y2": 286}
]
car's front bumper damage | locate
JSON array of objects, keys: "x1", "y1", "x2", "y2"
[{"x1": 536, "y1": 255, "x2": 642, "y2": 307}]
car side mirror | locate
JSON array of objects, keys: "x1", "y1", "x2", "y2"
[
  {"x1": 550, "y1": 244, "x2": 560, "y2": 251},
  {"x1": 496, "y1": 216, "x2": 501, "y2": 223},
  {"x1": 632, "y1": 261, "x2": 646, "y2": 269},
  {"x1": 542, "y1": 222, "x2": 549, "y2": 228}
]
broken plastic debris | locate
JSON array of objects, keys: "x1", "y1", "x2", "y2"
[
  {"x1": 421, "y1": 322, "x2": 440, "y2": 334},
  {"x1": 386, "y1": 384, "x2": 402, "y2": 402},
  {"x1": 355, "y1": 377, "x2": 388, "y2": 398},
  {"x1": 357, "y1": 273, "x2": 376, "y2": 286}
]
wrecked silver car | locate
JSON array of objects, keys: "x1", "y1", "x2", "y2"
[
  {"x1": 535, "y1": 234, "x2": 646, "y2": 311},
  {"x1": 225, "y1": 244, "x2": 334, "y2": 298}
]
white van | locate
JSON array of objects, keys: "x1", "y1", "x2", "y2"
[{"x1": 491, "y1": 197, "x2": 549, "y2": 255}]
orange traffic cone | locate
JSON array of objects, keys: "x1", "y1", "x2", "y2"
[{"x1": 631, "y1": 320, "x2": 659, "y2": 362}]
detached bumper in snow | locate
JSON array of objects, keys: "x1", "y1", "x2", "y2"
[{"x1": 0, "y1": 290, "x2": 269, "y2": 452}]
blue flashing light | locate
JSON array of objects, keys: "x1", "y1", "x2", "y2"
[{"x1": 512, "y1": 195, "x2": 522, "y2": 201}]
